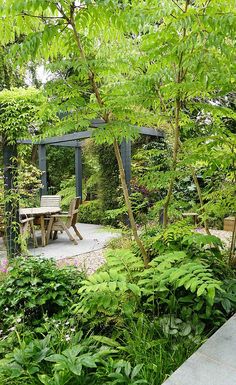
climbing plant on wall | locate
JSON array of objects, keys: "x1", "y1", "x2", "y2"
[{"x1": 0, "y1": 88, "x2": 44, "y2": 257}]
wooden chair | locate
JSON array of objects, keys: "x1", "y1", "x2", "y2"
[
  {"x1": 34, "y1": 195, "x2": 61, "y2": 227},
  {"x1": 40, "y1": 195, "x2": 61, "y2": 208},
  {"x1": 46, "y1": 197, "x2": 83, "y2": 245}
]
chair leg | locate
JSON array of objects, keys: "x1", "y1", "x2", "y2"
[
  {"x1": 61, "y1": 223, "x2": 78, "y2": 245},
  {"x1": 72, "y1": 225, "x2": 83, "y2": 240},
  {"x1": 30, "y1": 221, "x2": 38, "y2": 248},
  {"x1": 20, "y1": 222, "x2": 27, "y2": 235}
]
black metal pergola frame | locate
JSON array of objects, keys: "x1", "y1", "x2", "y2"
[{"x1": 19, "y1": 119, "x2": 164, "y2": 197}]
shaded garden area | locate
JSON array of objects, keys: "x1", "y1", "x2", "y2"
[{"x1": 0, "y1": 1, "x2": 236, "y2": 384}]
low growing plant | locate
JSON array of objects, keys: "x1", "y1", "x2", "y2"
[{"x1": 0, "y1": 257, "x2": 84, "y2": 331}]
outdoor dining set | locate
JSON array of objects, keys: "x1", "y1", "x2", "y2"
[{"x1": 19, "y1": 195, "x2": 83, "y2": 248}]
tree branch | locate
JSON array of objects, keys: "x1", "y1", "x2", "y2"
[
  {"x1": 171, "y1": 0, "x2": 184, "y2": 12},
  {"x1": 21, "y1": 12, "x2": 64, "y2": 20}
]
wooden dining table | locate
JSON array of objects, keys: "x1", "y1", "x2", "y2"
[{"x1": 19, "y1": 207, "x2": 61, "y2": 246}]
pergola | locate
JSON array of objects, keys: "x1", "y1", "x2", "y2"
[{"x1": 19, "y1": 119, "x2": 164, "y2": 197}]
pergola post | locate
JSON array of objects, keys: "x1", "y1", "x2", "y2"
[
  {"x1": 38, "y1": 144, "x2": 47, "y2": 195},
  {"x1": 3, "y1": 136, "x2": 20, "y2": 257},
  {"x1": 120, "y1": 139, "x2": 131, "y2": 193},
  {"x1": 75, "y1": 146, "x2": 83, "y2": 199}
]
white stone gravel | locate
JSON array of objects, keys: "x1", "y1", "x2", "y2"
[
  {"x1": 196, "y1": 228, "x2": 233, "y2": 249},
  {"x1": 56, "y1": 249, "x2": 106, "y2": 275}
]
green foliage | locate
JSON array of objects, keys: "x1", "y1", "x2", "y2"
[
  {"x1": 132, "y1": 139, "x2": 171, "y2": 200},
  {"x1": 17, "y1": 161, "x2": 42, "y2": 207},
  {"x1": 105, "y1": 192, "x2": 150, "y2": 228},
  {"x1": 58, "y1": 176, "x2": 78, "y2": 209},
  {"x1": 0, "y1": 257, "x2": 84, "y2": 330},
  {"x1": 0, "y1": 88, "x2": 44, "y2": 144},
  {"x1": 139, "y1": 222, "x2": 222, "y2": 258},
  {"x1": 0, "y1": 1, "x2": 236, "y2": 383},
  {"x1": 139, "y1": 251, "x2": 222, "y2": 311},
  {"x1": 74, "y1": 228, "x2": 236, "y2": 333},
  {"x1": 75, "y1": 250, "x2": 143, "y2": 320},
  {"x1": 0, "y1": 330, "x2": 121, "y2": 385},
  {"x1": 0, "y1": 47, "x2": 24, "y2": 91},
  {"x1": 47, "y1": 147, "x2": 75, "y2": 193},
  {"x1": 119, "y1": 315, "x2": 199, "y2": 385},
  {"x1": 79, "y1": 200, "x2": 104, "y2": 225}
]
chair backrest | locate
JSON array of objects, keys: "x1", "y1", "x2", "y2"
[
  {"x1": 67, "y1": 197, "x2": 81, "y2": 227},
  {"x1": 41, "y1": 195, "x2": 61, "y2": 208}
]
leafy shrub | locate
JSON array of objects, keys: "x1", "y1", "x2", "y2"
[
  {"x1": 75, "y1": 232, "x2": 236, "y2": 333},
  {"x1": 105, "y1": 192, "x2": 150, "y2": 227},
  {"x1": 0, "y1": 257, "x2": 84, "y2": 330},
  {"x1": 139, "y1": 221, "x2": 223, "y2": 259},
  {"x1": 79, "y1": 200, "x2": 105, "y2": 224},
  {"x1": 138, "y1": 251, "x2": 225, "y2": 332},
  {"x1": 75, "y1": 250, "x2": 143, "y2": 323},
  {"x1": 58, "y1": 176, "x2": 77, "y2": 209}
]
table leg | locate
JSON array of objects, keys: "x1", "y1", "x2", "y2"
[
  {"x1": 46, "y1": 216, "x2": 54, "y2": 244},
  {"x1": 40, "y1": 215, "x2": 46, "y2": 247}
]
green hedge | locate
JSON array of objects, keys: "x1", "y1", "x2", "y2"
[{"x1": 79, "y1": 200, "x2": 104, "y2": 224}]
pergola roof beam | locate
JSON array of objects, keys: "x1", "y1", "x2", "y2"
[
  {"x1": 139, "y1": 127, "x2": 163, "y2": 137},
  {"x1": 49, "y1": 140, "x2": 84, "y2": 147},
  {"x1": 38, "y1": 130, "x2": 92, "y2": 144},
  {"x1": 18, "y1": 126, "x2": 163, "y2": 146}
]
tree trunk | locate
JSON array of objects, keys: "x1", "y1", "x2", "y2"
[
  {"x1": 190, "y1": 166, "x2": 211, "y2": 235},
  {"x1": 229, "y1": 217, "x2": 236, "y2": 265},
  {"x1": 162, "y1": 1, "x2": 189, "y2": 227},
  {"x1": 113, "y1": 140, "x2": 149, "y2": 268},
  {"x1": 67, "y1": 12, "x2": 149, "y2": 266},
  {"x1": 163, "y1": 98, "x2": 181, "y2": 227}
]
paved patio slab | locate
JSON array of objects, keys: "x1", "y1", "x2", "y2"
[
  {"x1": 162, "y1": 314, "x2": 236, "y2": 385},
  {"x1": 29, "y1": 223, "x2": 120, "y2": 260},
  {"x1": 0, "y1": 223, "x2": 120, "y2": 261}
]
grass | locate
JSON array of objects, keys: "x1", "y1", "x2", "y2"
[{"x1": 118, "y1": 315, "x2": 201, "y2": 385}]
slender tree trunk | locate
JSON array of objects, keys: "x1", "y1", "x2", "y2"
[
  {"x1": 163, "y1": 97, "x2": 180, "y2": 227},
  {"x1": 113, "y1": 140, "x2": 149, "y2": 267},
  {"x1": 66, "y1": 8, "x2": 149, "y2": 266},
  {"x1": 190, "y1": 167, "x2": 211, "y2": 235},
  {"x1": 229, "y1": 217, "x2": 236, "y2": 265},
  {"x1": 162, "y1": 0, "x2": 190, "y2": 227}
]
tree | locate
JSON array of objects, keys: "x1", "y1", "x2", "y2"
[
  {"x1": 1, "y1": 0, "x2": 150, "y2": 266},
  {"x1": 124, "y1": 0, "x2": 236, "y2": 226},
  {"x1": 1, "y1": 0, "x2": 235, "y2": 263}
]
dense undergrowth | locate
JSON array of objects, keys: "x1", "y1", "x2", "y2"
[{"x1": 0, "y1": 223, "x2": 236, "y2": 385}]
